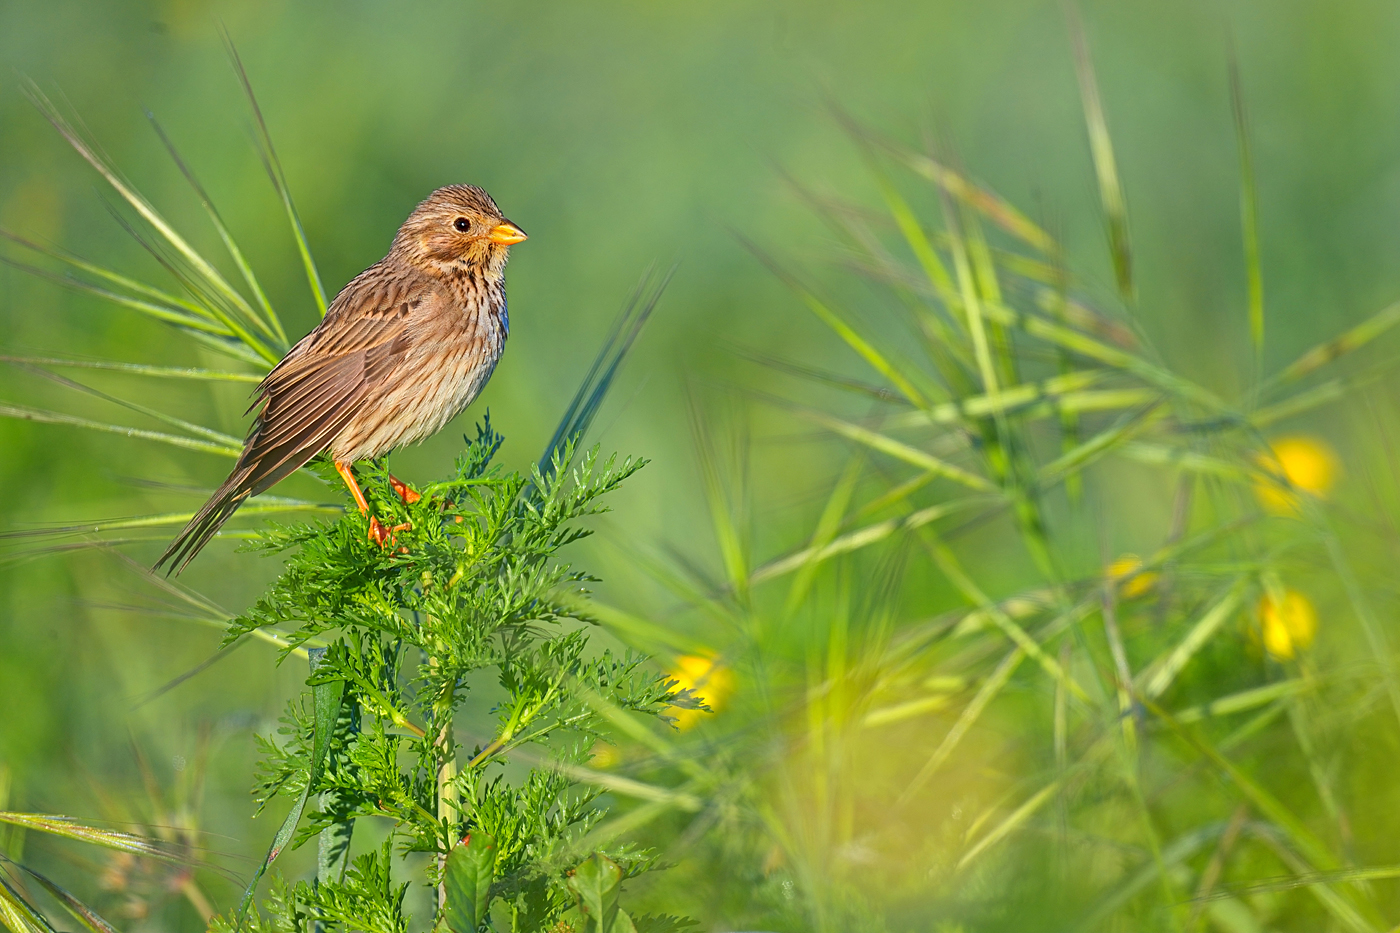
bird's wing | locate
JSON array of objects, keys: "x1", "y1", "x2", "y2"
[
  {"x1": 155, "y1": 266, "x2": 432, "y2": 574},
  {"x1": 241, "y1": 265, "x2": 429, "y2": 490}
]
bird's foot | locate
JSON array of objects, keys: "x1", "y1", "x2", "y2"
[
  {"x1": 368, "y1": 516, "x2": 413, "y2": 548},
  {"x1": 389, "y1": 473, "x2": 422, "y2": 504}
]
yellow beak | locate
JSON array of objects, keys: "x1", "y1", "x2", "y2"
[{"x1": 487, "y1": 221, "x2": 528, "y2": 245}]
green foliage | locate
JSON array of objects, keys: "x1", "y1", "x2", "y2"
[
  {"x1": 12, "y1": 9, "x2": 1400, "y2": 933},
  {"x1": 569, "y1": 45, "x2": 1400, "y2": 933},
  {"x1": 217, "y1": 423, "x2": 694, "y2": 933}
]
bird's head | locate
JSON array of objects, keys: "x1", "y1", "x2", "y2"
[{"x1": 392, "y1": 184, "x2": 527, "y2": 279}]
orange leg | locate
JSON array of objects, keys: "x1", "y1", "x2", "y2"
[
  {"x1": 335, "y1": 460, "x2": 415, "y2": 547},
  {"x1": 389, "y1": 473, "x2": 422, "y2": 504},
  {"x1": 335, "y1": 460, "x2": 371, "y2": 515},
  {"x1": 336, "y1": 460, "x2": 396, "y2": 545}
]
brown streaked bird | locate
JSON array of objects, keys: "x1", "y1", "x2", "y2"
[{"x1": 156, "y1": 184, "x2": 527, "y2": 574}]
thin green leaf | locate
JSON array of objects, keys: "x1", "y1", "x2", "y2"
[
  {"x1": 21, "y1": 363, "x2": 242, "y2": 447},
  {"x1": 0, "y1": 875, "x2": 53, "y2": 933},
  {"x1": 868, "y1": 167, "x2": 962, "y2": 314},
  {"x1": 0, "y1": 403, "x2": 240, "y2": 457},
  {"x1": 1067, "y1": 4, "x2": 1134, "y2": 304},
  {"x1": 222, "y1": 32, "x2": 328, "y2": 316},
  {"x1": 236, "y1": 655, "x2": 345, "y2": 921},
  {"x1": 897, "y1": 149, "x2": 1056, "y2": 254},
  {"x1": 1269, "y1": 301, "x2": 1400, "y2": 387},
  {"x1": 0, "y1": 356, "x2": 261, "y2": 383},
  {"x1": 1, "y1": 499, "x2": 339, "y2": 541},
  {"x1": 1173, "y1": 679, "x2": 1310, "y2": 724},
  {"x1": 561, "y1": 765, "x2": 703, "y2": 812},
  {"x1": 743, "y1": 239, "x2": 929, "y2": 407},
  {"x1": 1077, "y1": 823, "x2": 1225, "y2": 931},
  {"x1": 789, "y1": 407, "x2": 995, "y2": 492},
  {"x1": 1143, "y1": 701, "x2": 1346, "y2": 877},
  {"x1": 0, "y1": 814, "x2": 180, "y2": 866},
  {"x1": 1139, "y1": 580, "x2": 1247, "y2": 699},
  {"x1": 0, "y1": 228, "x2": 212, "y2": 318},
  {"x1": 785, "y1": 457, "x2": 863, "y2": 616},
  {"x1": 1038, "y1": 403, "x2": 1165, "y2": 482},
  {"x1": 956, "y1": 778, "x2": 1061, "y2": 871},
  {"x1": 0, "y1": 254, "x2": 231, "y2": 335},
  {"x1": 899, "y1": 647, "x2": 1024, "y2": 805},
  {"x1": 14, "y1": 865, "x2": 118, "y2": 933},
  {"x1": 23, "y1": 82, "x2": 277, "y2": 361},
  {"x1": 690, "y1": 400, "x2": 751, "y2": 605},
  {"x1": 1230, "y1": 54, "x2": 1265, "y2": 358},
  {"x1": 751, "y1": 496, "x2": 994, "y2": 586},
  {"x1": 145, "y1": 110, "x2": 287, "y2": 345}
]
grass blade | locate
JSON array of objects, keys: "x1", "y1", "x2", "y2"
[
  {"x1": 12, "y1": 865, "x2": 118, "y2": 933},
  {"x1": 0, "y1": 874, "x2": 54, "y2": 933},
  {"x1": 955, "y1": 778, "x2": 1061, "y2": 871},
  {"x1": 0, "y1": 813, "x2": 183, "y2": 867},
  {"x1": 1268, "y1": 301, "x2": 1400, "y2": 388},
  {"x1": 0, "y1": 356, "x2": 260, "y2": 383},
  {"x1": 18, "y1": 363, "x2": 242, "y2": 447},
  {"x1": 23, "y1": 82, "x2": 274, "y2": 358},
  {"x1": 1139, "y1": 580, "x2": 1247, "y2": 699},
  {"x1": 1230, "y1": 53, "x2": 1265, "y2": 360},
  {"x1": 751, "y1": 496, "x2": 994, "y2": 586},
  {"x1": 898, "y1": 149, "x2": 1056, "y2": 254},
  {"x1": 0, "y1": 254, "x2": 231, "y2": 336},
  {"x1": 0, "y1": 403, "x2": 240, "y2": 457},
  {"x1": 787, "y1": 407, "x2": 995, "y2": 492},
  {"x1": 221, "y1": 30, "x2": 328, "y2": 316},
  {"x1": 1066, "y1": 4, "x2": 1134, "y2": 305},
  {"x1": 899, "y1": 647, "x2": 1024, "y2": 804},
  {"x1": 538, "y1": 265, "x2": 670, "y2": 478},
  {"x1": 743, "y1": 238, "x2": 930, "y2": 407},
  {"x1": 145, "y1": 110, "x2": 287, "y2": 346},
  {"x1": 0, "y1": 229, "x2": 211, "y2": 318}
]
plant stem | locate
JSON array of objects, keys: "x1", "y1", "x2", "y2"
[{"x1": 433, "y1": 656, "x2": 457, "y2": 910}]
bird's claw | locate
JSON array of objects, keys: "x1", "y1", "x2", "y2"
[
  {"x1": 368, "y1": 516, "x2": 412, "y2": 548},
  {"x1": 389, "y1": 474, "x2": 422, "y2": 504}
]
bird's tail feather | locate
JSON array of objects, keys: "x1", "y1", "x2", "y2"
[
  {"x1": 154, "y1": 469, "x2": 254, "y2": 575},
  {"x1": 155, "y1": 442, "x2": 332, "y2": 574}
]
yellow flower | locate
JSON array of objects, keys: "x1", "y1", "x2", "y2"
[
  {"x1": 666, "y1": 654, "x2": 733, "y2": 730},
  {"x1": 1107, "y1": 553, "x2": 1158, "y2": 598},
  {"x1": 1258, "y1": 590, "x2": 1317, "y2": 660},
  {"x1": 1255, "y1": 436, "x2": 1339, "y2": 514}
]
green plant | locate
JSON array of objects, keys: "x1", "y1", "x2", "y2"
[{"x1": 215, "y1": 427, "x2": 695, "y2": 933}]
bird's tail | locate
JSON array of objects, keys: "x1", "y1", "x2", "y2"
[{"x1": 154, "y1": 467, "x2": 255, "y2": 575}]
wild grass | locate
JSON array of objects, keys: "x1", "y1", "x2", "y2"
[{"x1": 558, "y1": 21, "x2": 1400, "y2": 933}]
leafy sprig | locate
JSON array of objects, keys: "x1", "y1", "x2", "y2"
[{"x1": 220, "y1": 424, "x2": 695, "y2": 933}]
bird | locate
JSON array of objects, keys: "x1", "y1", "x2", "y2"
[{"x1": 155, "y1": 184, "x2": 527, "y2": 574}]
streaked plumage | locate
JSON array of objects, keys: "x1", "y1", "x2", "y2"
[{"x1": 157, "y1": 184, "x2": 525, "y2": 573}]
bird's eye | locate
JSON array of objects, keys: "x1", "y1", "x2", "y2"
[{"x1": 453, "y1": 217, "x2": 471, "y2": 232}]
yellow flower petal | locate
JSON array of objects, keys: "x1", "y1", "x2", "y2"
[
  {"x1": 666, "y1": 654, "x2": 734, "y2": 730},
  {"x1": 1255, "y1": 436, "x2": 1339, "y2": 515},
  {"x1": 1107, "y1": 553, "x2": 1159, "y2": 598},
  {"x1": 1258, "y1": 590, "x2": 1317, "y2": 660}
]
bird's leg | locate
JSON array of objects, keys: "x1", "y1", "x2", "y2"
[
  {"x1": 388, "y1": 473, "x2": 422, "y2": 504},
  {"x1": 336, "y1": 460, "x2": 395, "y2": 546},
  {"x1": 334, "y1": 460, "x2": 371, "y2": 515}
]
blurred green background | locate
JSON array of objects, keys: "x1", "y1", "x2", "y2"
[{"x1": 5, "y1": 1, "x2": 1400, "y2": 930}]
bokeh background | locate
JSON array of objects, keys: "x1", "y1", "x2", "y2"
[{"x1": 6, "y1": 1, "x2": 1400, "y2": 931}]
